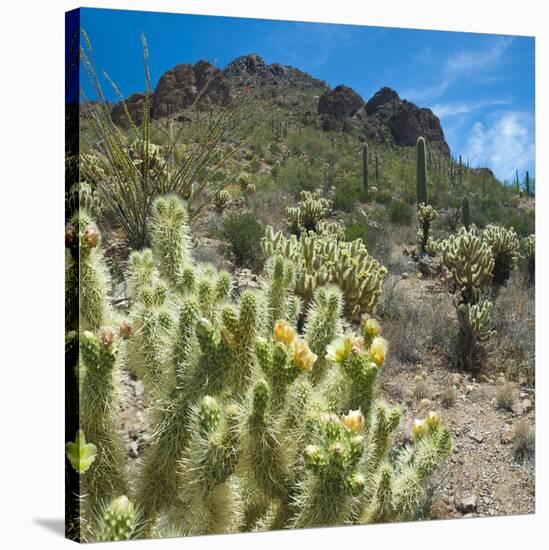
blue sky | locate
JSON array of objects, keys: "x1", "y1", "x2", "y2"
[{"x1": 77, "y1": 8, "x2": 535, "y2": 183}]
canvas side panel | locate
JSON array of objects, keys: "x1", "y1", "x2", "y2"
[{"x1": 65, "y1": 7, "x2": 82, "y2": 543}]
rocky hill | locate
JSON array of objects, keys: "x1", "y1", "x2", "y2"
[{"x1": 109, "y1": 53, "x2": 450, "y2": 156}]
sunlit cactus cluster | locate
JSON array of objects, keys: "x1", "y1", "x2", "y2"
[
  {"x1": 65, "y1": 194, "x2": 451, "y2": 542},
  {"x1": 286, "y1": 188, "x2": 332, "y2": 234},
  {"x1": 262, "y1": 220, "x2": 387, "y2": 319}
]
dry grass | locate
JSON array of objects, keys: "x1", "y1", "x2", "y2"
[
  {"x1": 492, "y1": 273, "x2": 535, "y2": 385},
  {"x1": 495, "y1": 383, "x2": 517, "y2": 411},
  {"x1": 513, "y1": 419, "x2": 535, "y2": 464},
  {"x1": 440, "y1": 386, "x2": 457, "y2": 408}
]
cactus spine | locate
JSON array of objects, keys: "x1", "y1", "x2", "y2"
[{"x1": 416, "y1": 137, "x2": 428, "y2": 206}]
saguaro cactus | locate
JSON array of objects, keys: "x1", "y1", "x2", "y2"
[
  {"x1": 362, "y1": 144, "x2": 369, "y2": 197},
  {"x1": 416, "y1": 137, "x2": 428, "y2": 206},
  {"x1": 461, "y1": 196, "x2": 470, "y2": 230}
]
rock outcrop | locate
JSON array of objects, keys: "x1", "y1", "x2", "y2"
[
  {"x1": 224, "y1": 53, "x2": 328, "y2": 92},
  {"x1": 317, "y1": 85, "x2": 365, "y2": 131},
  {"x1": 364, "y1": 87, "x2": 450, "y2": 155},
  {"x1": 151, "y1": 60, "x2": 230, "y2": 119}
]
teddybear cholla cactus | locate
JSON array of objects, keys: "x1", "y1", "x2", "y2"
[
  {"x1": 262, "y1": 222, "x2": 387, "y2": 320},
  {"x1": 69, "y1": 194, "x2": 452, "y2": 541},
  {"x1": 483, "y1": 224, "x2": 520, "y2": 290},
  {"x1": 286, "y1": 188, "x2": 332, "y2": 234},
  {"x1": 440, "y1": 227, "x2": 495, "y2": 371},
  {"x1": 416, "y1": 203, "x2": 437, "y2": 256},
  {"x1": 523, "y1": 233, "x2": 535, "y2": 284}
]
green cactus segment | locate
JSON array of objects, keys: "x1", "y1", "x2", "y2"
[
  {"x1": 293, "y1": 412, "x2": 367, "y2": 528},
  {"x1": 95, "y1": 495, "x2": 138, "y2": 542},
  {"x1": 175, "y1": 397, "x2": 241, "y2": 535},
  {"x1": 66, "y1": 430, "x2": 98, "y2": 474},
  {"x1": 286, "y1": 188, "x2": 331, "y2": 234},
  {"x1": 362, "y1": 144, "x2": 369, "y2": 196},
  {"x1": 461, "y1": 196, "x2": 470, "y2": 230},
  {"x1": 150, "y1": 195, "x2": 192, "y2": 286},
  {"x1": 65, "y1": 211, "x2": 111, "y2": 331},
  {"x1": 304, "y1": 286, "x2": 343, "y2": 385},
  {"x1": 483, "y1": 224, "x2": 520, "y2": 289},
  {"x1": 416, "y1": 137, "x2": 428, "y2": 206},
  {"x1": 79, "y1": 329, "x2": 128, "y2": 509}
]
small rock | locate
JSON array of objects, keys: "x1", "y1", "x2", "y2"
[
  {"x1": 129, "y1": 440, "x2": 139, "y2": 458},
  {"x1": 401, "y1": 272, "x2": 409, "y2": 279},
  {"x1": 521, "y1": 399, "x2": 533, "y2": 414},
  {"x1": 458, "y1": 495, "x2": 477, "y2": 514},
  {"x1": 469, "y1": 432, "x2": 484, "y2": 444}
]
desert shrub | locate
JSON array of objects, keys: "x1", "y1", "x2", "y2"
[
  {"x1": 492, "y1": 274, "x2": 535, "y2": 383},
  {"x1": 495, "y1": 383, "x2": 517, "y2": 411},
  {"x1": 513, "y1": 420, "x2": 535, "y2": 464},
  {"x1": 440, "y1": 386, "x2": 457, "y2": 408},
  {"x1": 331, "y1": 177, "x2": 363, "y2": 213},
  {"x1": 221, "y1": 212, "x2": 264, "y2": 270},
  {"x1": 389, "y1": 198, "x2": 413, "y2": 225},
  {"x1": 345, "y1": 215, "x2": 369, "y2": 243},
  {"x1": 374, "y1": 189, "x2": 392, "y2": 205}
]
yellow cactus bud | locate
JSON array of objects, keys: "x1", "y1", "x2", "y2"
[
  {"x1": 293, "y1": 340, "x2": 318, "y2": 373},
  {"x1": 426, "y1": 410, "x2": 441, "y2": 429},
  {"x1": 273, "y1": 319, "x2": 297, "y2": 347},
  {"x1": 326, "y1": 333, "x2": 360, "y2": 364},
  {"x1": 364, "y1": 318, "x2": 381, "y2": 338},
  {"x1": 341, "y1": 409, "x2": 365, "y2": 433},
  {"x1": 412, "y1": 418, "x2": 427, "y2": 440},
  {"x1": 369, "y1": 336, "x2": 388, "y2": 367}
]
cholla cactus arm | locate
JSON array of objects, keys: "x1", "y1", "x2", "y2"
[
  {"x1": 172, "y1": 299, "x2": 199, "y2": 388},
  {"x1": 391, "y1": 417, "x2": 453, "y2": 520},
  {"x1": 304, "y1": 286, "x2": 343, "y2": 385},
  {"x1": 483, "y1": 224, "x2": 520, "y2": 289},
  {"x1": 126, "y1": 281, "x2": 174, "y2": 397},
  {"x1": 94, "y1": 495, "x2": 140, "y2": 542},
  {"x1": 150, "y1": 195, "x2": 193, "y2": 285},
  {"x1": 256, "y1": 320, "x2": 317, "y2": 413},
  {"x1": 80, "y1": 329, "x2": 128, "y2": 509},
  {"x1": 262, "y1": 255, "x2": 296, "y2": 331},
  {"x1": 364, "y1": 403, "x2": 402, "y2": 475},
  {"x1": 241, "y1": 380, "x2": 290, "y2": 503},
  {"x1": 326, "y1": 332, "x2": 387, "y2": 421},
  {"x1": 65, "y1": 211, "x2": 111, "y2": 331},
  {"x1": 220, "y1": 291, "x2": 259, "y2": 396},
  {"x1": 126, "y1": 249, "x2": 158, "y2": 302},
  {"x1": 174, "y1": 397, "x2": 241, "y2": 535},
  {"x1": 292, "y1": 412, "x2": 366, "y2": 528}
]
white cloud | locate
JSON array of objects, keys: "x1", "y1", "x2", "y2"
[
  {"x1": 403, "y1": 36, "x2": 514, "y2": 102},
  {"x1": 431, "y1": 98, "x2": 512, "y2": 118},
  {"x1": 463, "y1": 111, "x2": 535, "y2": 181}
]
